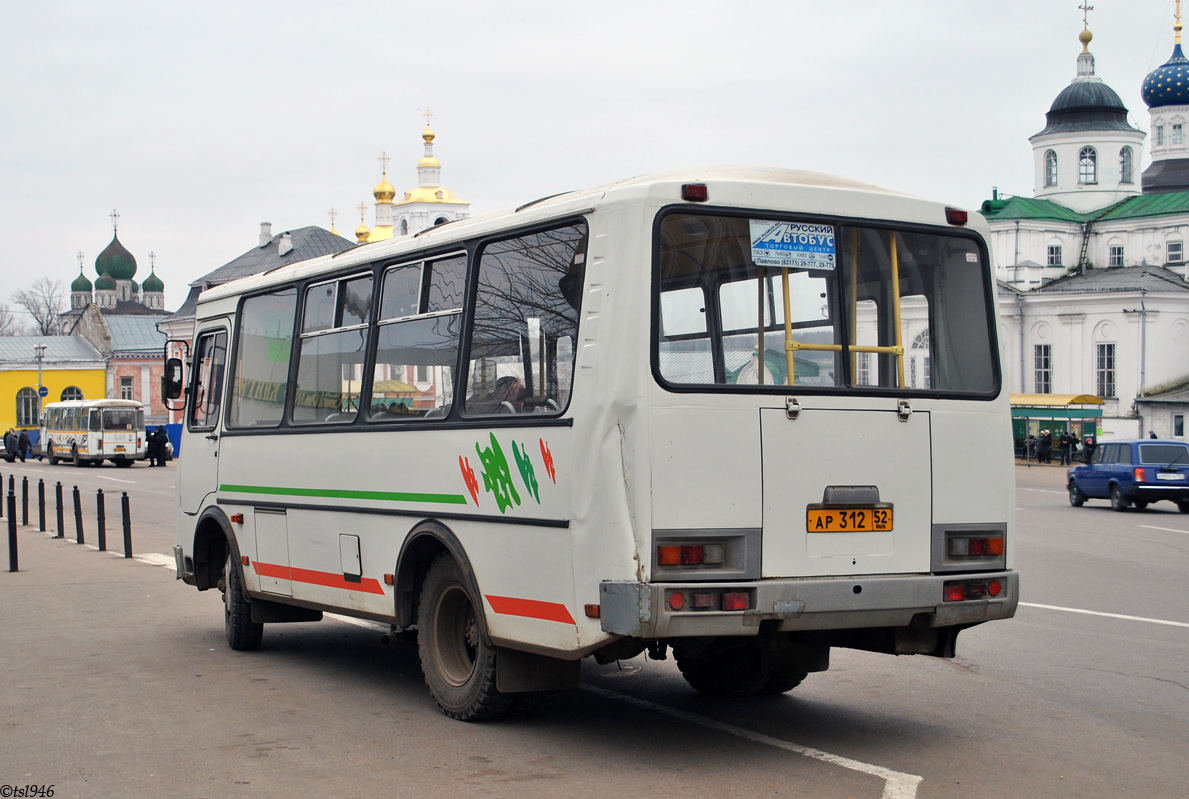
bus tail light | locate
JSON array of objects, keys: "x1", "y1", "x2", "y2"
[
  {"x1": 657, "y1": 542, "x2": 728, "y2": 568},
  {"x1": 722, "y1": 592, "x2": 749, "y2": 611},
  {"x1": 947, "y1": 534, "x2": 1004, "y2": 558},
  {"x1": 945, "y1": 207, "x2": 968, "y2": 226},
  {"x1": 943, "y1": 578, "x2": 1006, "y2": 602}
]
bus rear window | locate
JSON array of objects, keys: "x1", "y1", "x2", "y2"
[
  {"x1": 102, "y1": 409, "x2": 139, "y2": 430},
  {"x1": 655, "y1": 212, "x2": 997, "y2": 395}
]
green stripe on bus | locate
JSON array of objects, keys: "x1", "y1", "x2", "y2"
[{"x1": 219, "y1": 484, "x2": 469, "y2": 505}]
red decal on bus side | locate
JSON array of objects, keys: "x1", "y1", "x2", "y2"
[
  {"x1": 485, "y1": 594, "x2": 576, "y2": 625},
  {"x1": 539, "y1": 439, "x2": 556, "y2": 483},
  {"x1": 460, "y1": 455, "x2": 480, "y2": 505},
  {"x1": 253, "y1": 561, "x2": 385, "y2": 595}
]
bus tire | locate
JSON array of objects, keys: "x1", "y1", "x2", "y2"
[
  {"x1": 675, "y1": 642, "x2": 769, "y2": 697},
  {"x1": 759, "y1": 669, "x2": 808, "y2": 695},
  {"x1": 46, "y1": 444, "x2": 57, "y2": 466},
  {"x1": 71, "y1": 446, "x2": 81, "y2": 467},
  {"x1": 417, "y1": 554, "x2": 512, "y2": 721},
  {"x1": 223, "y1": 551, "x2": 263, "y2": 651},
  {"x1": 115, "y1": 459, "x2": 133, "y2": 468}
]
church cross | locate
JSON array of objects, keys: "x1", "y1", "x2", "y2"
[
  {"x1": 358, "y1": 202, "x2": 368, "y2": 222},
  {"x1": 149, "y1": 251, "x2": 156, "y2": 270},
  {"x1": 328, "y1": 207, "x2": 338, "y2": 229},
  {"x1": 377, "y1": 152, "x2": 390, "y2": 175},
  {"x1": 77, "y1": 251, "x2": 84, "y2": 271},
  {"x1": 423, "y1": 108, "x2": 433, "y2": 127},
  {"x1": 1079, "y1": 2, "x2": 1093, "y2": 28},
  {"x1": 110, "y1": 209, "x2": 120, "y2": 232}
]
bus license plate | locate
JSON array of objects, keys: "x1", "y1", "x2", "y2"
[
  {"x1": 115, "y1": 446, "x2": 126, "y2": 452},
  {"x1": 807, "y1": 507, "x2": 893, "y2": 533}
]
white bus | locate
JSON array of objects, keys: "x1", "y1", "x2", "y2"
[
  {"x1": 169, "y1": 166, "x2": 1017, "y2": 720},
  {"x1": 41, "y1": 398, "x2": 147, "y2": 467}
]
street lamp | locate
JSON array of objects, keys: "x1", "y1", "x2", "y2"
[{"x1": 34, "y1": 344, "x2": 46, "y2": 425}]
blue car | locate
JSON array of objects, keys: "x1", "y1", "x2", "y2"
[{"x1": 1067, "y1": 439, "x2": 1189, "y2": 512}]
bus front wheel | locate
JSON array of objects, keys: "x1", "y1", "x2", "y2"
[
  {"x1": 45, "y1": 444, "x2": 57, "y2": 466},
  {"x1": 417, "y1": 554, "x2": 512, "y2": 721},
  {"x1": 222, "y1": 551, "x2": 263, "y2": 650}
]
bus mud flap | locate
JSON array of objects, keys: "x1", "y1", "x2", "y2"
[{"x1": 495, "y1": 648, "x2": 580, "y2": 693}]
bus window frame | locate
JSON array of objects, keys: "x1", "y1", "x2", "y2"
[
  {"x1": 189, "y1": 327, "x2": 229, "y2": 433},
  {"x1": 650, "y1": 205, "x2": 1002, "y2": 400}
]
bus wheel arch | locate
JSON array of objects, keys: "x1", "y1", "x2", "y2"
[
  {"x1": 192, "y1": 508, "x2": 235, "y2": 591},
  {"x1": 394, "y1": 520, "x2": 487, "y2": 640}
]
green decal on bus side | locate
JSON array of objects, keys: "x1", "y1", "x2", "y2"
[
  {"x1": 511, "y1": 440, "x2": 540, "y2": 504},
  {"x1": 475, "y1": 432, "x2": 520, "y2": 513},
  {"x1": 219, "y1": 484, "x2": 468, "y2": 505}
]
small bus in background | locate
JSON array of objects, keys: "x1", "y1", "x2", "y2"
[
  {"x1": 168, "y1": 166, "x2": 1017, "y2": 721},
  {"x1": 41, "y1": 399, "x2": 146, "y2": 467}
]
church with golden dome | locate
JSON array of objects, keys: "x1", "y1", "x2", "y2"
[{"x1": 355, "y1": 113, "x2": 470, "y2": 243}]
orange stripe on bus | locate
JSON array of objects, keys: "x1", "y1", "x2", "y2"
[
  {"x1": 253, "y1": 561, "x2": 385, "y2": 595},
  {"x1": 485, "y1": 594, "x2": 576, "y2": 625}
]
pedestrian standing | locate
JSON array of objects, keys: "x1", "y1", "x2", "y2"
[{"x1": 17, "y1": 429, "x2": 29, "y2": 463}]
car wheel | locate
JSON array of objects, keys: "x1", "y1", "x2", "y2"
[
  {"x1": 1178, "y1": 501, "x2": 1189, "y2": 514},
  {"x1": 1068, "y1": 481, "x2": 1087, "y2": 507},
  {"x1": 1133, "y1": 500, "x2": 1149, "y2": 511},
  {"x1": 1109, "y1": 484, "x2": 1130, "y2": 512},
  {"x1": 417, "y1": 554, "x2": 511, "y2": 721},
  {"x1": 222, "y1": 551, "x2": 263, "y2": 650}
]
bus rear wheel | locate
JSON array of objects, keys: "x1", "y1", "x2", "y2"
[
  {"x1": 222, "y1": 551, "x2": 263, "y2": 650},
  {"x1": 417, "y1": 555, "x2": 511, "y2": 721},
  {"x1": 45, "y1": 444, "x2": 58, "y2": 466},
  {"x1": 674, "y1": 642, "x2": 770, "y2": 697}
]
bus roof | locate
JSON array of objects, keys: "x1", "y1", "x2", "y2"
[
  {"x1": 43, "y1": 399, "x2": 145, "y2": 410},
  {"x1": 196, "y1": 165, "x2": 969, "y2": 308}
]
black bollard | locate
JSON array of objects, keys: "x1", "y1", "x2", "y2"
[
  {"x1": 54, "y1": 482, "x2": 64, "y2": 539},
  {"x1": 6, "y1": 492, "x2": 16, "y2": 572},
  {"x1": 73, "y1": 485, "x2": 83, "y2": 545},
  {"x1": 121, "y1": 492, "x2": 132, "y2": 559},
  {"x1": 1, "y1": 471, "x2": 4, "y2": 519},
  {"x1": 96, "y1": 489, "x2": 106, "y2": 552},
  {"x1": 21, "y1": 476, "x2": 28, "y2": 527},
  {"x1": 38, "y1": 479, "x2": 45, "y2": 532}
]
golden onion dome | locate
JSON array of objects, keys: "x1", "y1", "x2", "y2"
[
  {"x1": 1079, "y1": 27, "x2": 1092, "y2": 51},
  {"x1": 418, "y1": 155, "x2": 441, "y2": 168},
  {"x1": 355, "y1": 222, "x2": 370, "y2": 242},
  {"x1": 373, "y1": 174, "x2": 396, "y2": 203},
  {"x1": 422, "y1": 125, "x2": 435, "y2": 143}
]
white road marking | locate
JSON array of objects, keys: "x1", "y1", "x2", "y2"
[
  {"x1": 328, "y1": 613, "x2": 387, "y2": 631},
  {"x1": 1017, "y1": 488, "x2": 1066, "y2": 495},
  {"x1": 1138, "y1": 524, "x2": 1189, "y2": 535},
  {"x1": 583, "y1": 685, "x2": 922, "y2": 799},
  {"x1": 92, "y1": 474, "x2": 137, "y2": 484},
  {"x1": 1020, "y1": 602, "x2": 1189, "y2": 629}
]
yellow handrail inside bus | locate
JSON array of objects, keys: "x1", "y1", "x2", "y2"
[{"x1": 776, "y1": 227, "x2": 907, "y2": 387}]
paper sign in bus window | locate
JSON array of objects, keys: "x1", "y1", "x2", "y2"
[{"x1": 749, "y1": 221, "x2": 836, "y2": 271}]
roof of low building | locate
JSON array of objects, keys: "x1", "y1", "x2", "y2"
[
  {"x1": 104, "y1": 315, "x2": 167, "y2": 353},
  {"x1": 0, "y1": 336, "x2": 104, "y2": 364},
  {"x1": 1034, "y1": 264, "x2": 1189, "y2": 293},
  {"x1": 1136, "y1": 377, "x2": 1189, "y2": 403}
]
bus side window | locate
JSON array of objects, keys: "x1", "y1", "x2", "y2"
[
  {"x1": 463, "y1": 223, "x2": 587, "y2": 417},
  {"x1": 190, "y1": 331, "x2": 228, "y2": 430}
]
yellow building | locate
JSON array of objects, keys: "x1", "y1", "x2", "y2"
[{"x1": 0, "y1": 337, "x2": 106, "y2": 431}]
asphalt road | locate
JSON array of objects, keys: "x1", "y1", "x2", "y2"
[{"x1": 1, "y1": 460, "x2": 1186, "y2": 798}]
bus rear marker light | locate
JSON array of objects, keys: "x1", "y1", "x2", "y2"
[
  {"x1": 668, "y1": 592, "x2": 686, "y2": 611},
  {"x1": 584, "y1": 604, "x2": 600, "y2": 618},
  {"x1": 722, "y1": 592, "x2": 749, "y2": 611},
  {"x1": 681, "y1": 183, "x2": 708, "y2": 202},
  {"x1": 384, "y1": 573, "x2": 395, "y2": 585},
  {"x1": 241, "y1": 555, "x2": 250, "y2": 566},
  {"x1": 229, "y1": 513, "x2": 244, "y2": 524}
]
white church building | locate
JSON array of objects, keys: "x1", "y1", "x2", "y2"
[{"x1": 982, "y1": 11, "x2": 1189, "y2": 440}]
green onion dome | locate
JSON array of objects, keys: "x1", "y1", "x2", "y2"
[
  {"x1": 95, "y1": 233, "x2": 137, "y2": 281},
  {"x1": 141, "y1": 269, "x2": 164, "y2": 293}
]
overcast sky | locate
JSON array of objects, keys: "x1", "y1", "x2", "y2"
[{"x1": 1, "y1": 0, "x2": 1181, "y2": 321}]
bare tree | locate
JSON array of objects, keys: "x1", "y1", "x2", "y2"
[
  {"x1": 0, "y1": 303, "x2": 22, "y2": 336},
  {"x1": 12, "y1": 278, "x2": 66, "y2": 335}
]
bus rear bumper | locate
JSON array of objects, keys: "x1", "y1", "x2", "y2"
[{"x1": 599, "y1": 571, "x2": 1019, "y2": 639}]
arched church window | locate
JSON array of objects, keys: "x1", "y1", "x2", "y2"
[
  {"x1": 1119, "y1": 147, "x2": 1133, "y2": 184},
  {"x1": 16, "y1": 387, "x2": 38, "y2": 427},
  {"x1": 1044, "y1": 150, "x2": 1058, "y2": 187},
  {"x1": 60, "y1": 386, "x2": 83, "y2": 401},
  {"x1": 434, "y1": 217, "x2": 449, "y2": 226},
  {"x1": 1078, "y1": 147, "x2": 1097, "y2": 184},
  {"x1": 400, "y1": 220, "x2": 408, "y2": 236}
]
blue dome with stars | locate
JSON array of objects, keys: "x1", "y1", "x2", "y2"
[{"x1": 1143, "y1": 43, "x2": 1189, "y2": 108}]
